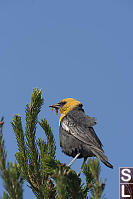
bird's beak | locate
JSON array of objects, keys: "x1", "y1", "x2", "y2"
[
  {"x1": 49, "y1": 103, "x2": 60, "y2": 109},
  {"x1": 49, "y1": 103, "x2": 60, "y2": 114}
]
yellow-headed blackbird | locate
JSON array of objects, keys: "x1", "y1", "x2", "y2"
[{"x1": 50, "y1": 98, "x2": 113, "y2": 170}]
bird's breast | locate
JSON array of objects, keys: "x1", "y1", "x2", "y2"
[{"x1": 59, "y1": 126, "x2": 94, "y2": 158}]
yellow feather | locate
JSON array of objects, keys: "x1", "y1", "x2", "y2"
[{"x1": 59, "y1": 98, "x2": 81, "y2": 125}]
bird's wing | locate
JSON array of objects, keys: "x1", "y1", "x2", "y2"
[
  {"x1": 61, "y1": 115, "x2": 103, "y2": 149},
  {"x1": 85, "y1": 116, "x2": 97, "y2": 127},
  {"x1": 67, "y1": 107, "x2": 97, "y2": 127}
]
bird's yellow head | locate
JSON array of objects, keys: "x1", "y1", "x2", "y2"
[{"x1": 49, "y1": 98, "x2": 82, "y2": 124}]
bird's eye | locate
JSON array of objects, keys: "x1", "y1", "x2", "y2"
[{"x1": 59, "y1": 101, "x2": 66, "y2": 106}]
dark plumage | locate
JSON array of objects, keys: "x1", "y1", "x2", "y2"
[{"x1": 50, "y1": 98, "x2": 113, "y2": 170}]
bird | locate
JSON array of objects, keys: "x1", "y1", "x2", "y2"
[{"x1": 49, "y1": 98, "x2": 113, "y2": 173}]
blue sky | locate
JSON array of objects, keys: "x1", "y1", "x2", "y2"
[{"x1": 0, "y1": 1, "x2": 133, "y2": 198}]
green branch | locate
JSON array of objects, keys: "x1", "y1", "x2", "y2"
[
  {"x1": 83, "y1": 158, "x2": 105, "y2": 199},
  {"x1": 0, "y1": 117, "x2": 23, "y2": 199},
  {"x1": 39, "y1": 118, "x2": 56, "y2": 158},
  {"x1": 0, "y1": 89, "x2": 106, "y2": 199}
]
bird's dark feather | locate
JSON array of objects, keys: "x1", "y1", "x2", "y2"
[
  {"x1": 59, "y1": 107, "x2": 104, "y2": 159},
  {"x1": 59, "y1": 106, "x2": 113, "y2": 168},
  {"x1": 63, "y1": 107, "x2": 103, "y2": 147},
  {"x1": 67, "y1": 105, "x2": 97, "y2": 127},
  {"x1": 60, "y1": 125, "x2": 94, "y2": 158}
]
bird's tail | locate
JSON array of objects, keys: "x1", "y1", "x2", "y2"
[{"x1": 90, "y1": 146, "x2": 113, "y2": 169}]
